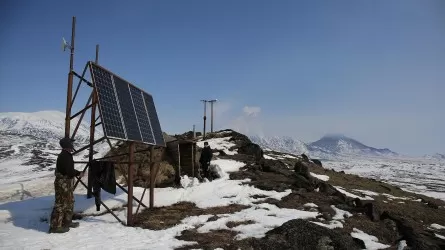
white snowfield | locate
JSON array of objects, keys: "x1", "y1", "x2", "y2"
[
  {"x1": 0, "y1": 155, "x2": 394, "y2": 249},
  {"x1": 322, "y1": 157, "x2": 445, "y2": 202}
]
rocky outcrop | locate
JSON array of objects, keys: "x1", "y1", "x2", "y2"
[
  {"x1": 252, "y1": 219, "x2": 363, "y2": 250},
  {"x1": 380, "y1": 212, "x2": 445, "y2": 250}
]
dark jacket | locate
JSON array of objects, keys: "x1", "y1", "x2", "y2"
[
  {"x1": 56, "y1": 150, "x2": 81, "y2": 178},
  {"x1": 90, "y1": 161, "x2": 116, "y2": 195},
  {"x1": 199, "y1": 146, "x2": 213, "y2": 164}
]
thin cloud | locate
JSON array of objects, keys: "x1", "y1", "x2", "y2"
[{"x1": 243, "y1": 106, "x2": 261, "y2": 117}]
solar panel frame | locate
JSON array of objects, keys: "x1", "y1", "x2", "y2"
[{"x1": 89, "y1": 61, "x2": 165, "y2": 147}]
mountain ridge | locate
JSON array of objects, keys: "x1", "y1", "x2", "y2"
[{"x1": 250, "y1": 133, "x2": 398, "y2": 158}]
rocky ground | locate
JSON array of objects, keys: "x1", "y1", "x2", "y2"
[{"x1": 130, "y1": 129, "x2": 445, "y2": 250}]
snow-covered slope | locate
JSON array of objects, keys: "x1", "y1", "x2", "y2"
[
  {"x1": 249, "y1": 135, "x2": 309, "y2": 155},
  {"x1": 0, "y1": 111, "x2": 93, "y2": 142},
  {"x1": 0, "y1": 111, "x2": 107, "y2": 189}
]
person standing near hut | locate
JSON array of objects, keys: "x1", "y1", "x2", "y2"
[{"x1": 199, "y1": 141, "x2": 213, "y2": 180}]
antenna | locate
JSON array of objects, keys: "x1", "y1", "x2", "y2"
[{"x1": 62, "y1": 37, "x2": 71, "y2": 51}]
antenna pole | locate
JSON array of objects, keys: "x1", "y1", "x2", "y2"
[
  {"x1": 95, "y1": 44, "x2": 99, "y2": 64},
  {"x1": 65, "y1": 16, "x2": 76, "y2": 138},
  {"x1": 200, "y1": 100, "x2": 207, "y2": 138},
  {"x1": 209, "y1": 100, "x2": 217, "y2": 133}
]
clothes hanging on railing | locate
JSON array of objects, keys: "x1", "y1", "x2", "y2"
[{"x1": 90, "y1": 161, "x2": 116, "y2": 211}]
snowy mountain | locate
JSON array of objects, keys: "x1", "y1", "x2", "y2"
[
  {"x1": 308, "y1": 134, "x2": 398, "y2": 157},
  {"x1": 0, "y1": 111, "x2": 105, "y2": 180},
  {"x1": 250, "y1": 134, "x2": 397, "y2": 158},
  {"x1": 249, "y1": 135, "x2": 309, "y2": 155}
]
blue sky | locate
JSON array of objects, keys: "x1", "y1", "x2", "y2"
[{"x1": 1, "y1": 0, "x2": 444, "y2": 155}]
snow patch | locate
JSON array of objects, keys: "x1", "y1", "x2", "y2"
[
  {"x1": 197, "y1": 203, "x2": 319, "y2": 240},
  {"x1": 303, "y1": 203, "x2": 318, "y2": 208},
  {"x1": 331, "y1": 205, "x2": 352, "y2": 220},
  {"x1": 334, "y1": 186, "x2": 374, "y2": 200},
  {"x1": 311, "y1": 220, "x2": 344, "y2": 229},
  {"x1": 197, "y1": 137, "x2": 237, "y2": 155},
  {"x1": 353, "y1": 189, "x2": 379, "y2": 196},
  {"x1": 435, "y1": 233, "x2": 445, "y2": 240},
  {"x1": 310, "y1": 172, "x2": 329, "y2": 181},
  {"x1": 430, "y1": 223, "x2": 445, "y2": 230},
  {"x1": 351, "y1": 228, "x2": 391, "y2": 249},
  {"x1": 397, "y1": 240, "x2": 407, "y2": 250},
  {"x1": 264, "y1": 155, "x2": 276, "y2": 160}
]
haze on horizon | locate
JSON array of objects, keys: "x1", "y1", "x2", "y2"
[{"x1": 0, "y1": 0, "x2": 444, "y2": 156}]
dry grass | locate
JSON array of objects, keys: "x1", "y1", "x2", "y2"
[
  {"x1": 175, "y1": 229, "x2": 254, "y2": 250},
  {"x1": 133, "y1": 202, "x2": 249, "y2": 230}
]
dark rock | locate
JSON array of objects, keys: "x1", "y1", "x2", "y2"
[
  {"x1": 301, "y1": 153, "x2": 309, "y2": 162},
  {"x1": 318, "y1": 205, "x2": 336, "y2": 218},
  {"x1": 421, "y1": 198, "x2": 440, "y2": 209},
  {"x1": 217, "y1": 150, "x2": 227, "y2": 156},
  {"x1": 352, "y1": 238, "x2": 366, "y2": 249},
  {"x1": 363, "y1": 202, "x2": 381, "y2": 221},
  {"x1": 294, "y1": 174, "x2": 316, "y2": 191},
  {"x1": 252, "y1": 219, "x2": 363, "y2": 250},
  {"x1": 383, "y1": 218, "x2": 398, "y2": 232},
  {"x1": 340, "y1": 171, "x2": 345, "y2": 174},
  {"x1": 311, "y1": 159, "x2": 323, "y2": 167},
  {"x1": 319, "y1": 182, "x2": 338, "y2": 196},
  {"x1": 261, "y1": 159, "x2": 293, "y2": 177},
  {"x1": 317, "y1": 236, "x2": 335, "y2": 250},
  {"x1": 380, "y1": 211, "x2": 445, "y2": 250},
  {"x1": 319, "y1": 212, "x2": 332, "y2": 221},
  {"x1": 238, "y1": 142, "x2": 263, "y2": 161},
  {"x1": 294, "y1": 160, "x2": 311, "y2": 178}
]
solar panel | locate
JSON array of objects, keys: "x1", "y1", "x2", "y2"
[
  {"x1": 113, "y1": 75, "x2": 142, "y2": 142},
  {"x1": 90, "y1": 65, "x2": 127, "y2": 140},
  {"x1": 89, "y1": 62, "x2": 165, "y2": 147},
  {"x1": 129, "y1": 84, "x2": 155, "y2": 144},
  {"x1": 143, "y1": 92, "x2": 165, "y2": 146}
]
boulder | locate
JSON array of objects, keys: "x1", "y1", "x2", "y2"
[
  {"x1": 311, "y1": 159, "x2": 323, "y2": 168},
  {"x1": 318, "y1": 182, "x2": 338, "y2": 196},
  {"x1": 363, "y1": 202, "x2": 381, "y2": 222},
  {"x1": 380, "y1": 211, "x2": 445, "y2": 250},
  {"x1": 252, "y1": 219, "x2": 364, "y2": 250},
  {"x1": 261, "y1": 159, "x2": 293, "y2": 176},
  {"x1": 294, "y1": 174, "x2": 316, "y2": 191},
  {"x1": 301, "y1": 153, "x2": 309, "y2": 162},
  {"x1": 238, "y1": 142, "x2": 264, "y2": 161},
  {"x1": 294, "y1": 160, "x2": 311, "y2": 179}
]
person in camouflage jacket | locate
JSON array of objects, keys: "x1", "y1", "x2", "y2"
[{"x1": 49, "y1": 138, "x2": 84, "y2": 234}]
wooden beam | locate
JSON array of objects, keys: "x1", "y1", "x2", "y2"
[
  {"x1": 127, "y1": 142, "x2": 135, "y2": 226},
  {"x1": 150, "y1": 146, "x2": 155, "y2": 208}
]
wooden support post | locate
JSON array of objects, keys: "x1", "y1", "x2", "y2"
[
  {"x1": 177, "y1": 143, "x2": 181, "y2": 181},
  {"x1": 87, "y1": 90, "x2": 97, "y2": 198},
  {"x1": 149, "y1": 146, "x2": 155, "y2": 208},
  {"x1": 191, "y1": 144, "x2": 195, "y2": 178},
  {"x1": 127, "y1": 142, "x2": 135, "y2": 226}
]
